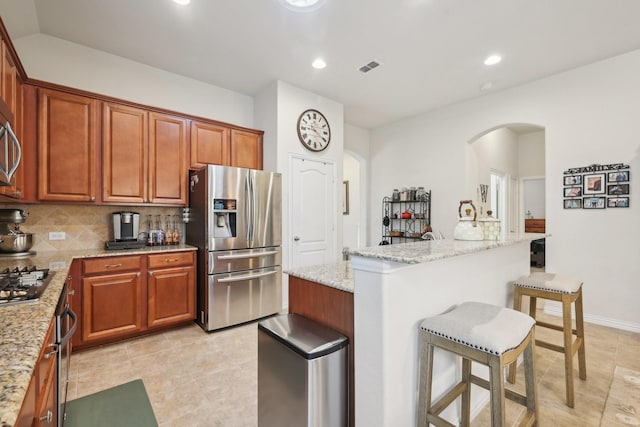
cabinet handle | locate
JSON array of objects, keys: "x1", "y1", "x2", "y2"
[
  {"x1": 104, "y1": 263, "x2": 123, "y2": 269},
  {"x1": 148, "y1": 271, "x2": 153, "y2": 277},
  {"x1": 89, "y1": 196, "x2": 95, "y2": 201},
  {"x1": 39, "y1": 410, "x2": 53, "y2": 423},
  {"x1": 44, "y1": 344, "x2": 58, "y2": 359},
  {"x1": 136, "y1": 272, "x2": 141, "y2": 277},
  {"x1": 68, "y1": 289, "x2": 75, "y2": 296},
  {"x1": 164, "y1": 258, "x2": 179, "y2": 263}
]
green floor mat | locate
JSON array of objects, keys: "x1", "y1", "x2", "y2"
[{"x1": 65, "y1": 379, "x2": 158, "y2": 427}]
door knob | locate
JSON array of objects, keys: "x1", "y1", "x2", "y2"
[{"x1": 293, "y1": 236, "x2": 300, "y2": 241}]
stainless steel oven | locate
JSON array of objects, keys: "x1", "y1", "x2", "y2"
[{"x1": 56, "y1": 281, "x2": 77, "y2": 427}]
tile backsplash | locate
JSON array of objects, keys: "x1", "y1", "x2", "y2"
[{"x1": 1, "y1": 204, "x2": 182, "y2": 252}]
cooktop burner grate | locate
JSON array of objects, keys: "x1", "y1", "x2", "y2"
[{"x1": 0, "y1": 266, "x2": 52, "y2": 307}]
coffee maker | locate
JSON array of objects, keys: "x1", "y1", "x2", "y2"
[{"x1": 105, "y1": 211, "x2": 146, "y2": 250}]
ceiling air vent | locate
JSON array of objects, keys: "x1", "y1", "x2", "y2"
[{"x1": 359, "y1": 61, "x2": 381, "y2": 74}]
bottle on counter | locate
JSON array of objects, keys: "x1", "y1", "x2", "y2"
[
  {"x1": 164, "y1": 215, "x2": 173, "y2": 245},
  {"x1": 146, "y1": 215, "x2": 155, "y2": 246},
  {"x1": 172, "y1": 214, "x2": 181, "y2": 244},
  {"x1": 155, "y1": 215, "x2": 165, "y2": 245}
]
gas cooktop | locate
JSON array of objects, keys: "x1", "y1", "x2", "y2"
[{"x1": 0, "y1": 266, "x2": 53, "y2": 307}]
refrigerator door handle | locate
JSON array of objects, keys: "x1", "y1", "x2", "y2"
[
  {"x1": 216, "y1": 270, "x2": 277, "y2": 283},
  {"x1": 244, "y1": 174, "x2": 252, "y2": 241},
  {"x1": 217, "y1": 250, "x2": 280, "y2": 260}
]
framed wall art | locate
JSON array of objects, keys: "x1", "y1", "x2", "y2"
[
  {"x1": 563, "y1": 163, "x2": 630, "y2": 210},
  {"x1": 607, "y1": 197, "x2": 629, "y2": 208},
  {"x1": 564, "y1": 199, "x2": 582, "y2": 209},
  {"x1": 583, "y1": 173, "x2": 605, "y2": 194}
]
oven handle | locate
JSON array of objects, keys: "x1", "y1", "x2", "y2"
[
  {"x1": 216, "y1": 270, "x2": 277, "y2": 283},
  {"x1": 58, "y1": 306, "x2": 78, "y2": 347}
]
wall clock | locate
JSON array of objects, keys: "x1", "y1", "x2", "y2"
[{"x1": 297, "y1": 109, "x2": 331, "y2": 152}]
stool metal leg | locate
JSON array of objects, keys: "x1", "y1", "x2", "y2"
[{"x1": 561, "y1": 294, "x2": 575, "y2": 408}]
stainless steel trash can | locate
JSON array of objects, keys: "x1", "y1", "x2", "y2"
[{"x1": 258, "y1": 313, "x2": 349, "y2": 427}]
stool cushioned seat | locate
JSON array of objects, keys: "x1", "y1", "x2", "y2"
[
  {"x1": 514, "y1": 271, "x2": 582, "y2": 294},
  {"x1": 420, "y1": 302, "x2": 535, "y2": 355}
]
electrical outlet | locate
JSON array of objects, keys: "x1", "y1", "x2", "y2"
[
  {"x1": 48, "y1": 231, "x2": 66, "y2": 240},
  {"x1": 48, "y1": 261, "x2": 66, "y2": 270}
]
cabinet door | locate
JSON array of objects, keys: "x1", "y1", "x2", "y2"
[
  {"x1": 35, "y1": 350, "x2": 57, "y2": 427},
  {"x1": 1, "y1": 39, "x2": 17, "y2": 116},
  {"x1": 102, "y1": 103, "x2": 148, "y2": 203},
  {"x1": 230, "y1": 129, "x2": 262, "y2": 170},
  {"x1": 147, "y1": 264, "x2": 195, "y2": 328},
  {"x1": 15, "y1": 374, "x2": 36, "y2": 427},
  {"x1": 149, "y1": 112, "x2": 188, "y2": 205},
  {"x1": 37, "y1": 89, "x2": 99, "y2": 202},
  {"x1": 82, "y1": 271, "x2": 144, "y2": 343},
  {"x1": 189, "y1": 120, "x2": 229, "y2": 168},
  {"x1": 0, "y1": 78, "x2": 23, "y2": 199}
]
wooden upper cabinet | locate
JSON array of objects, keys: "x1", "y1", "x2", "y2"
[
  {"x1": 1, "y1": 39, "x2": 17, "y2": 118},
  {"x1": 149, "y1": 112, "x2": 188, "y2": 205},
  {"x1": 37, "y1": 88, "x2": 99, "y2": 202},
  {"x1": 230, "y1": 129, "x2": 263, "y2": 170},
  {"x1": 190, "y1": 120, "x2": 229, "y2": 169},
  {"x1": 102, "y1": 102, "x2": 148, "y2": 204}
]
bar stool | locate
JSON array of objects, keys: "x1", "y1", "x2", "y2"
[
  {"x1": 507, "y1": 272, "x2": 586, "y2": 408},
  {"x1": 417, "y1": 302, "x2": 538, "y2": 427}
]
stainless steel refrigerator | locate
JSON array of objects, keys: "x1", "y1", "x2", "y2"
[{"x1": 186, "y1": 165, "x2": 282, "y2": 331}]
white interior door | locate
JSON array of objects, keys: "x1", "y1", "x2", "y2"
[{"x1": 290, "y1": 157, "x2": 336, "y2": 268}]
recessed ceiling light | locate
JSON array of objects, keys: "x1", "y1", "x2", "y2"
[
  {"x1": 173, "y1": 0, "x2": 190, "y2": 5},
  {"x1": 312, "y1": 58, "x2": 327, "y2": 69},
  {"x1": 285, "y1": 0, "x2": 321, "y2": 7},
  {"x1": 484, "y1": 55, "x2": 502, "y2": 66}
]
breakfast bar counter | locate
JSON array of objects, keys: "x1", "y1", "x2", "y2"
[
  {"x1": 348, "y1": 233, "x2": 543, "y2": 427},
  {"x1": 0, "y1": 244, "x2": 197, "y2": 427}
]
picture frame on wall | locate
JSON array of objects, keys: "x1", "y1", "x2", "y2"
[
  {"x1": 564, "y1": 199, "x2": 583, "y2": 209},
  {"x1": 607, "y1": 183, "x2": 629, "y2": 195},
  {"x1": 583, "y1": 197, "x2": 606, "y2": 209},
  {"x1": 563, "y1": 175, "x2": 582, "y2": 186},
  {"x1": 583, "y1": 173, "x2": 606, "y2": 194},
  {"x1": 607, "y1": 170, "x2": 629, "y2": 183},
  {"x1": 607, "y1": 197, "x2": 629, "y2": 208},
  {"x1": 563, "y1": 187, "x2": 582, "y2": 197}
]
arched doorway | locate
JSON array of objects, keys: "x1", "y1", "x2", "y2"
[{"x1": 467, "y1": 124, "x2": 545, "y2": 234}]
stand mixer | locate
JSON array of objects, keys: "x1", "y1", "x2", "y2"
[{"x1": 0, "y1": 209, "x2": 34, "y2": 256}]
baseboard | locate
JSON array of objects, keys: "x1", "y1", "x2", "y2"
[{"x1": 543, "y1": 306, "x2": 640, "y2": 333}]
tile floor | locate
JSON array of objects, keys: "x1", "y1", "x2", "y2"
[{"x1": 68, "y1": 311, "x2": 640, "y2": 426}]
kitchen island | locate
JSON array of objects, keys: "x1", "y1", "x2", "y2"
[
  {"x1": 349, "y1": 234, "x2": 543, "y2": 427},
  {"x1": 0, "y1": 244, "x2": 197, "y2": 427}
]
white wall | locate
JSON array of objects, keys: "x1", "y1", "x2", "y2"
[
  {"x1": 523, "y1": 179, "x2": 546, "y2": 219},
  {"x1": 13, "y1": 34, "x2": 254, "y2": 127},
  {"x1": 344, "y1": 123, "x2": 371, "y2": 248},
  {"x1": 369, "y1": 49, "x2": 640, "y2": 329},
  {"x1": 518, "y1": 130, "x2": 546, "y2": 177},
  {"x1": 255, "y1": 80, "x2": 344, "y2": 306}
]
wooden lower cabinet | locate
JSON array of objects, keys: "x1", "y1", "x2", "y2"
[
  {"x1": 82, "y1": 270, "x2": 145, "y2": 343},
  {"x1": 16, "y1": 318, "x2": 57, "y2": 427},
  {"x1": 147, "y1": 252, "x2": 195, "y2": 328},
  {"x1": 75, "y1": 251, "x2": 196, "y2": 349}
]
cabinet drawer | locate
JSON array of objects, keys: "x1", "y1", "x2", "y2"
[
  {"x1": 148, "y1": 251, "x2": 194, "y2": 269},
  {"x1": 83, "y1": 255, "x2": 143, "y2": 275}
]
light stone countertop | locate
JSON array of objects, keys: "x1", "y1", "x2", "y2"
[
  {"x1": 0, "y1": 244, "x2": 197, "y2": 427},
  {"x1": 348, "y1": 233, "x2": 546, "y2": 264},
  {"x1": 285, "y1": 261, "x2": 353, "y2": 293},
  {"x1": 283, "y1": 233, "x2": 546, "y2": 296}
]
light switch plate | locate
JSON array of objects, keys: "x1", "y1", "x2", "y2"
[{"x1": 48, "y1": 231, "x2": 66, "y2": 240}]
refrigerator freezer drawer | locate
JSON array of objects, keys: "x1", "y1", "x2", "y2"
[
  {"x1": 208, "y1": 247, "x2": 282, "y2": 274},
  {"x1": 205, "y1": 266, "x2": 282, "y2": 331}
]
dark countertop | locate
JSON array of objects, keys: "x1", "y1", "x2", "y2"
[{"x1": 0, "y1": 244, "x2": 197, "y2": 427}]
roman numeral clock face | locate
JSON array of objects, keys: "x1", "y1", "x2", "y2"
[{"x1": 297, "y1": 109, "x2": 331, "y2": 152}]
